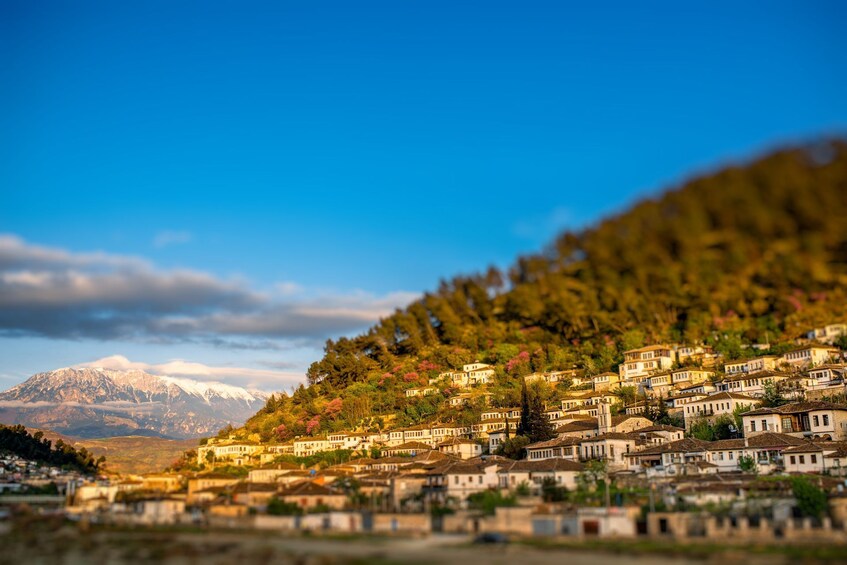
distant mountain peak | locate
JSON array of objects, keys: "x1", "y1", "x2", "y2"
[{"x1": 0, "y1": 367, "x2": 272, "y2": 439}]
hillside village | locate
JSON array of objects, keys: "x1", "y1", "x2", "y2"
[{"x1": 32, "y1": 323, "x2": 847, "y2": 541}]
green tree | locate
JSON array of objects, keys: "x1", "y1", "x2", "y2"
[
  {"x1": 761, "y1": 380, "x2": 788, "y2": 408},
  {"x1": 737, "y1": 454, "x2": 757, "y2": 473},
  {"x1": 790, "y1": 476, "x2": 828, "y2": 519},
  {"x1": 540, "y1": 477, "x2": 569, "y2": 502},
  {"x1": 687, "y1": 418, "x2": 715, "y2": 441},
  {"x1": 517, "y1": 380, "x2": 556, "y2": 443},
  {"x1": 467, "y1": 490, "x2": 517, "y2": 515},
  {"x1": 267, "y1": 497, "x2": 303, "y2": 516},
  {"x1": 495, "y1": 435, "x2": 530, "y2": 460}
]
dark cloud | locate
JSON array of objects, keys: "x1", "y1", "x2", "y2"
[{"x1": 0, "y1": 234, "x2": 418, "y2": 345}]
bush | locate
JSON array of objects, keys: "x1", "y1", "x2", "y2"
[
  {"x1": 495, "y1": 436, "x2": 530, "y2": 460},
  {"x1": 791, "y1": 476, "x2": 828, "y2": 519},
  {"x1": 266, "y1": 497, "x2": 303, "y2": 516},
  {"x1": 541, "y1": 477, "x2": 569, "y2": 502},
  {"x1": 467, "y1": 490, "x2": 517, "y2": 515}
]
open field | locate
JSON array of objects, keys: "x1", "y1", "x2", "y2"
[
  {"x1": 68, "y1": 435, "x2": 197, "y2": 475},
  {"x1": 6, "y1": 427, "x2": 198, "y2": 475}
]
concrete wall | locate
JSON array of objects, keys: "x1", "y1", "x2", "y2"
[{"x1": 371, "y1": 513, "x2": 431, "y2": 534}]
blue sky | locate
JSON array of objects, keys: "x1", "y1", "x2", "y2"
[{"x1": 1, "y1": 1, "x2": 845, "y2": 391}]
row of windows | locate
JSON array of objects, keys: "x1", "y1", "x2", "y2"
[
  {"x1": 813, "y1": 414, "x2": 831, "y2": 427},
  {"x1": 789, "y1": 454, "x2": 818, "y2": 465},
  {"x1": 454, "y1": 475, "x2": 485, "y2": 485}
]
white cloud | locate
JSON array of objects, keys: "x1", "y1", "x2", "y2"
[{"x1": 0, "y1": 234, "x2": 419, "y2": 345}]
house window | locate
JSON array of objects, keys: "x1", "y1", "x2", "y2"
[
  {"x1": 478, "y1": 476, "x2": 483, "y2": 484},
  {"x1": 790, "y1": 456, "x2": 796, "y2": 465},
  {"x1": 762, "y1": 420, "x2": 768, "y2": 431},
  {"x1": 454, "y1": 476, "x2": 459, "y2": 485},
  {"x1": 813, "y1": 416, "x2": 820, "y2": 427},
  {"x1": 811, "y1": 454, "x2": 818, "y2": 464},
  {"x1": 751, "y1": 421, "x2": 756, "y2": 432},
  {"x1": 799, "y1": 456, "x2": 805, "y2": 464},
  {"x1": 823, "y1": 415, "x2": 830, "y2": 426}
]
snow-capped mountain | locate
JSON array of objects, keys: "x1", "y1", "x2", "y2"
[{"x1": 0, "y1": 367, "x2": 270, "y2": 439}]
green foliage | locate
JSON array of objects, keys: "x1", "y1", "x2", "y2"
[
  {"x1": 737, "y1": 454, "x2": 757, "y2": 473},
  {"x1": 0, "y1": 425, "x2": 103, "y2": 474},
  {"x1": 515, "y1": 481, "x2": 532, "y2": 496},
  {"x1": 688, "y1": 415, "x2": 737, "y2": 441},
  {"x1": 790, "y1": 476, "x2": 828, "y2": 519},
  {"x1": 274, "y1": 449, "x2": 353, "y2": 469},
  {"x1": 688, "y1": 418, "x2": 717, "y2": 441},
  {"x1": 613, "y1": 386, "x2": 637, "y2": 407},
  {"x1": 495, "y1": 435, "x2": 530, "y2": 460},
  {"x1": 467, "y1": 489, "x2": 517, "y2": 515},
  {"x1": 517, "y1": 380, "x2": 556, "y2": 443},
  {"x1": 239, "y1": 141, "x2": 847, "y2": 446},
  {"x1": 761, "y1": 381, "x2": 788, "y2": 408},
  {"x1": 578, "y1": 459, "x2": 608, "y2": 489},
  {"x1": 540, "y1": 476, "x2": 569, "y2": 502},
  {"x1": 266, "y1": 497, "x2": 303, "y2": 516}
]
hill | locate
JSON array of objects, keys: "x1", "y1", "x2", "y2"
[
  {"x1": 0, "y1": 424, "x2": 103, "y2": 474},
  {"x1": 239, "y1": 140, "x2": 847, "y2": 443},
  {"x1": 69, "y1": 435, "x2": 199, "y2": 475},
  {"x1": 15, "y1": 427, "x2": 198, "y2": 475}
]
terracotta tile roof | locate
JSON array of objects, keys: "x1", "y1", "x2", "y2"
[
  {"x1": 278, "y1": 481, "x2": 340, "y2": 497},
  {"x1": 708, "y1": 433, "x2": 806, "y2": 450},
  {"x1": 626, "y1": 437, "x2": 710, "y2": 457},
  {"x1": 744, "y1": 401, "x2": 847, "y2": 416},
  {"x1": 556, "y1": 420, "x2": 598, "y2": 433},
  {"x1": 525, "y1": 437, "x2": 582, "y2": 450},
  {"x1": 501, "y1": 459, "x2": 584, "y2": 473}
]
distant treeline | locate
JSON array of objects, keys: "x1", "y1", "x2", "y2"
[{"x1": 0, "y1": 424, "x2": 104, "y2": 474}]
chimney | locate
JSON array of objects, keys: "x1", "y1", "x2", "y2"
[{"x1": 599, "y1": 400, "x2": 612, "y2": 435}]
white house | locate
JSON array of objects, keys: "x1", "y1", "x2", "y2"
[
  {"x1": 682, "y1": 392, "x2": 760, "y2": 430},
  {"x1": 619, "y1": 345, "x2": 674, "y2": 382},
  {"x1": 497, "y1": 459, "x2": 584, "y2": 492},
  {"x1": 593, "y1": 372, "x2": 622, "y2": 391},
  {"x1": 525, "y1": 437, "x2": 582, "y2": 461},
  {"x1": 783, "y1": 441, "x2": 847, "y2": 475},
  {"x1": 806, "y1": 324, "x2": 847, "y2": 345},
  {"x1": 780, "y1": 345, "x2": 841, "y2": 370},
  {"x1": 197, "y1": 441, "x2": 264, "y2": 466},
  {"x1": 293, "y1": 437, "x2": 332, "y2": 457},
  {"x1": 578, "y1": 433, "x2": 638, "y2": 471},
  {"x1": 741, "y1": 401, "x2": 847, "y2": 440},
  {"x1": 714, "y1": 371, "x2": 789, "y2": 397},
  {"x1": 437, "y1": 437, "x2": 483, "y2": 460}
]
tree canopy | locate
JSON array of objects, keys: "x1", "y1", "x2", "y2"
[{"x1": 241, "y1": 140, "x2": 847, "y2": 440}]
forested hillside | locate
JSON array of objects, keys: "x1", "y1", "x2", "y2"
[
  {"x1": 240, "y1": 140, "x2": 847, "y2": 443},
  {"x1": 0, "y1": 424, "x2": 104, "y2": 474}
]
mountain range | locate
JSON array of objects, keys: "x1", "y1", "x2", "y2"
[{"x1": 0, "y1": 367, "x2": 269, "y2": 439}]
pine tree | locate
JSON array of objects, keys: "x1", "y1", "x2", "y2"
[
  {"x1": 527, "y1": 393, "x2": 556, "y2": 442},
  {"x1": 517, "y1": 380, "x2": 555, "y2": 442}
]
